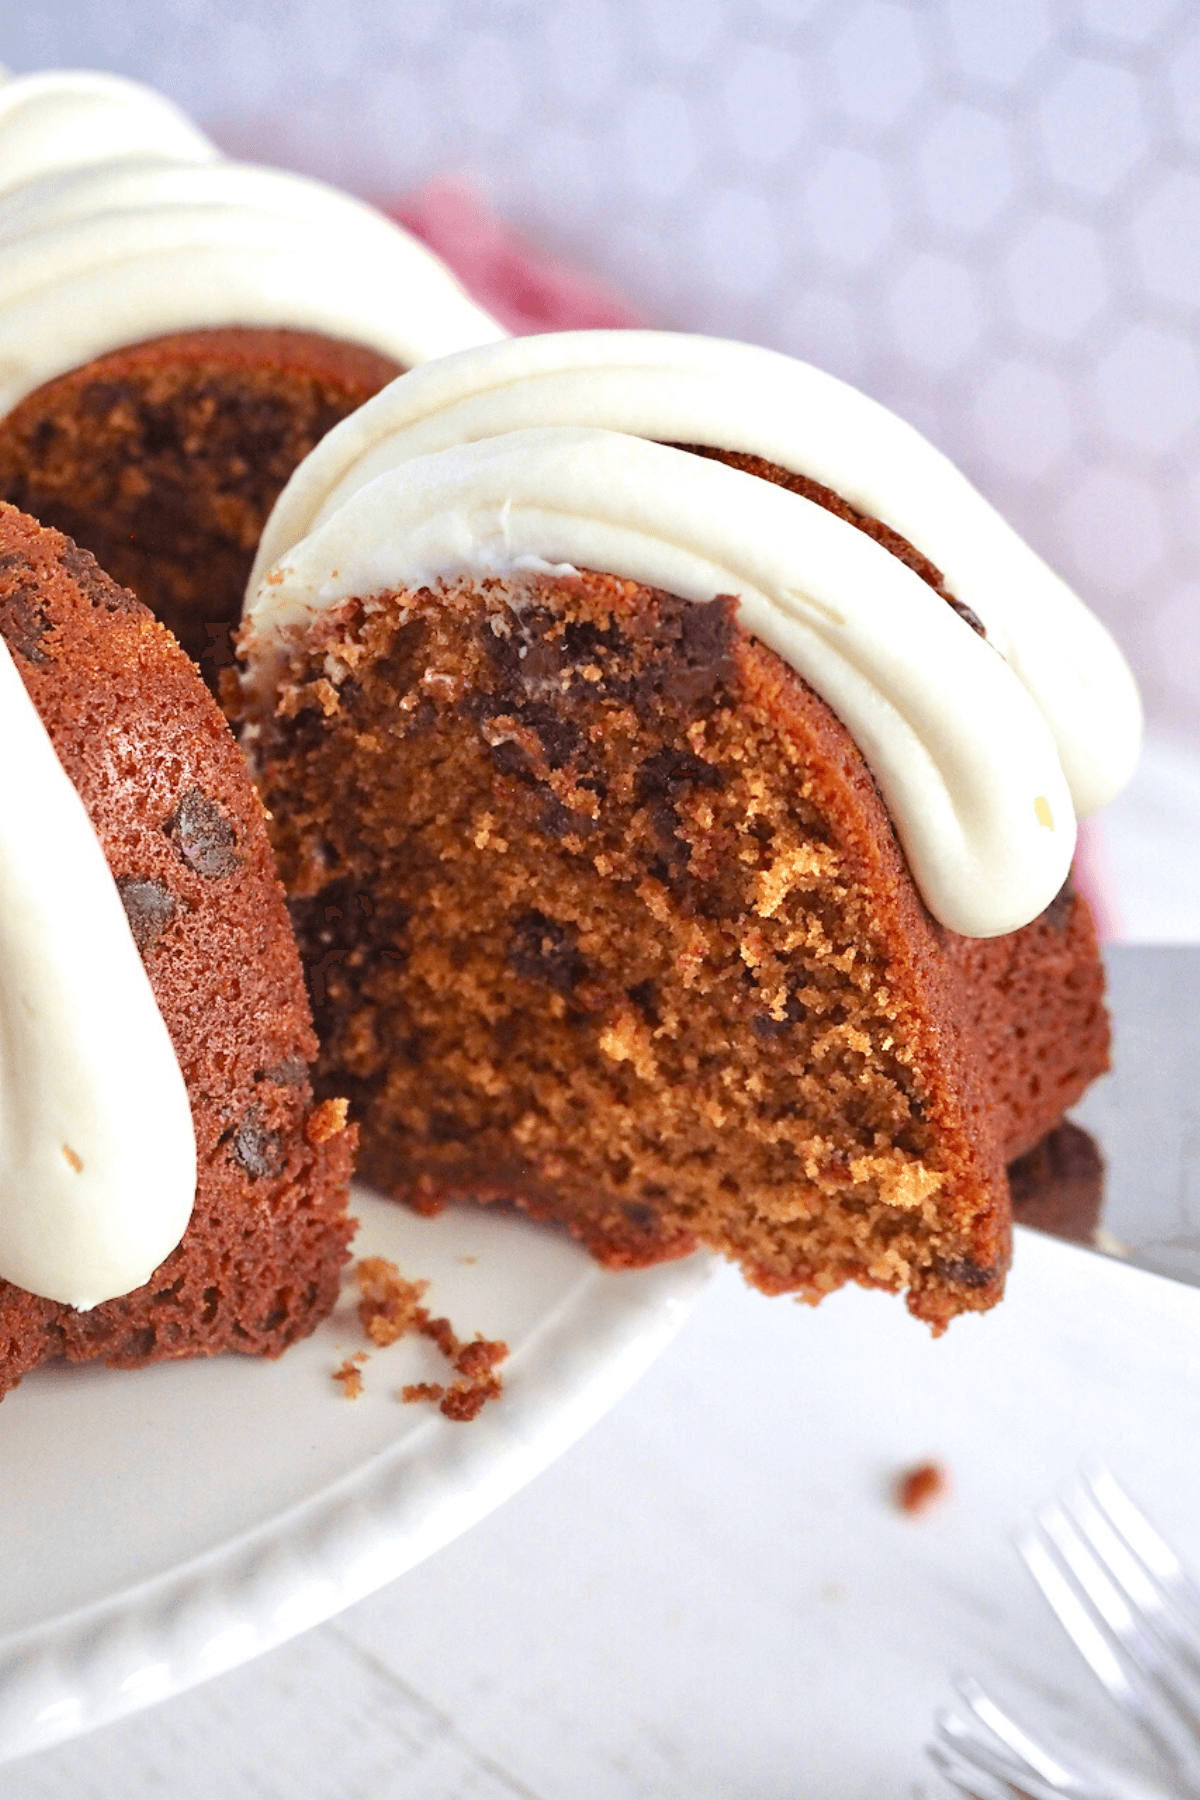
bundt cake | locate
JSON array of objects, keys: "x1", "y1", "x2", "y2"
[
  {"x1": 235, "y1": 331, "x2": 1140, "y2": 1331},
  {"x1": 0, "y1": 501, "x2": 354, "y2": 1400},
  {"x1": 0, "y1": 68, "x2": 504, "y2": 678}
]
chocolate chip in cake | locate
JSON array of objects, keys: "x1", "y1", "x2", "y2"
[
  {"x1": 750, "y1": 994, "x2": 809, "y2": 1041},
  {"x1": 661, "y1": 595, "x2": 738, "y2": 704},
  {"x1": 539, "y1": 795, "x2": 597, "y2": 839},
  {"x1": 0, "y1": 556, "x2": 50, "y2": 662},
  {"x1": 169, "y1": 787, "x2": 241, "y2": 879},
  {"x1": 637, "y1": 744, "x2": 723, "y2": 802},
  {"x1": 935, "y1": 1256, "x2": 997, "y2": 1290},
  {"x1": 621, "y1": 1202, "x2": 657, "y2": 1230},
  {"x1": 231, "y1": 1104, "x2": 285, "y2": 1180},
  {"x1": 627, "y1": 980, "x2": 660, "y2": 1026},
  {"x1": 508, "y1": 910, "x2": 588, "y2": 995},
  {"x1": 56, "y1": 541, "x2": 139, "y2": 612},
  {"x1": 116, "y1": 875, "x2": 176, "y2": 953}
]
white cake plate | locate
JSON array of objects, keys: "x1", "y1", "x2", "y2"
[{"x1": 0, "y1": 1189, "x2": 713, "y2": 1765}]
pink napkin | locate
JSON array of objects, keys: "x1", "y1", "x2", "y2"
[
  {"x1": 390, "y1": 181, "x2": 1116, "y2": 940},
  {"x1": 388, "y1": 179, "x2": 645, "y2": 336}
]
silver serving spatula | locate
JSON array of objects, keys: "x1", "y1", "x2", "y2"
[{"x1": 1036, "y1": 945, "x2": 1200, "y2": 1289}]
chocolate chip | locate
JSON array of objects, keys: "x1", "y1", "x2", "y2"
[
  {"x1": 404, "y1": 696, "x2": 437, "y2": 736},
  {"x1": 539, "y1": 795, "x2": 596, "y2": 839},
  {"x1": 628, "y1": 980, "x2": 659, "y2": 1026},
  {"x1": 232, "y1": 1104, "x2": 284, "y2": 1180},
  {"x1": 0, "y1": 556, "x2": 50, "y2": 663},
  {"x1": 487, "y1": 737, "x2": 531, "y2": 777},
  {"x1": 57, "y1": 542, "x2": 137, "y2": 612},
  {"x1": 750, "y1": 993, "x2": 808, "y2": 1040},
  {"x1": 115, "y1": 875, "x2": 176, "y2": 953},
  {"x1": 637, "y1": 745, "x2": 722, "y2": 803},
  {"x1": 508, "y1": 910, "x2": 588, "y2": 995},
  {"x1": 169, "y1": 788, "x2": 241, "y2": 879},
  {"x1": 510, "y1": 703, "x2": 578, "y2": 769},
  {"x1": 660, "y1": 596, "x2": 738, "y2": 703},
  {"x1": 936, "y1": 1257, "x2": 997, "y2": 1290},
  {"x1": 622, "y1": 1202, "x2": 656, "y2": 1230}
]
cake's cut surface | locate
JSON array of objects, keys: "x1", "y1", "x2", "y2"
[
  {"x1": 0, "y1": 329, "x2": 402, "y2": 680},
  {"x1": 0, "y1": 504, "x2": 355, "y2": 1399},
  {"x1": 248, "y1": 564, "x2": 1108, "y2": 1331}
]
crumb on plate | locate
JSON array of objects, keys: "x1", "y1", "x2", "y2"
[
  {"x1": 331, "y1": 1352, "x2": 368, "y2": 1398},
  {"x1": 894, "y1": 1460, "x2": 950, "y2": 1516},
  {"x1": 352, "y1": 1257, "x2": 509, "y2": 1421},
  {"x1": 356, "y1": 1254, "x2": 429, "y2": 1345}
]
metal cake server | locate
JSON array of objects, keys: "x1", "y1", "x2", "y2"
[{"x1": 1036, "y1": 945, "x2": 1200, "y2": 1292}]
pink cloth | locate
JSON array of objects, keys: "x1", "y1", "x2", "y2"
[{"x1": 387, "y1": 179, "x2": 645, "y2": 336}]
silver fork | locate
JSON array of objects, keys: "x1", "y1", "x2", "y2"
[{"x1": 928, "y1": 1466, "x2": 1200, "y2": 1799}]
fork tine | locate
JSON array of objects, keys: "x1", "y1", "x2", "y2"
[
  {"x1": 931, "y1": 1703, "x2": 1116, "y2": 1800},
  {"x1": 1065, "y1": 1483, "x2": 1200, "y2": 1698},
  {"x1": 1018, "y1": 1516, "x2": 1200, "y2": 1785},
  {"x1": 930, "y1": 1723, "x2": 1086, "y2": 1800},
  {"x1": 927, "y1": 1737, "x2": 1026, "y2": 1799},
  {"x1": 1038, "y1": 1504, "x2": 1172, "y2": 1680},
  {"x1": 1016, "y1": 1526, "x2": 1142, "y2": 1706},
  {"x1": 1082, "y1": 1466, "x2": 1200, "y2": 1638},
  {"x1": 955, "y1": 1676, "x2": 1094, "y2": 1791}
]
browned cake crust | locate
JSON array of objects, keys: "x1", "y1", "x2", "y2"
[
  {"x1": 0, "y1": 329, "x2": 403, "y2": 681},
  {"x1": 247, "y1": 546, "x2": 1107, "y2": 1332},
  {"x1": 0, "y1": 504, "x2": 356, "y2": 1401}
]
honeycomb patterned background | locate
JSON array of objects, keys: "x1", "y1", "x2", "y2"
[{"x1": 6, "y1": 0, "x2": 1200, "y2": 758}]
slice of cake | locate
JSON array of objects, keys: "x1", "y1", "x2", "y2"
[
  {"x1": 0, "y1": 68, "x2": 504, "y2": 678},
  {"x1": 235, "y1": 332, "x2": 1140, "y2": 1331},
  {"x1": 0, "y1": 502, "x2": 355, "y2": 1400}
]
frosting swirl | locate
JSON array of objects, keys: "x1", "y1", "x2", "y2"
[
  {"x1": 242, "y1": 331, "x2": 1142, "y2": 938},
  {"x1": 0, "y1": 636, "x2": 196, "y2": 1309},
  {"x1": 0, "y1": 68, "x2": 505, "y2": 416}
]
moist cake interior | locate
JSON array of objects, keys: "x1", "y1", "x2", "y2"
[
  {"x1": 0, "y1": 327, "x2": 403, "y2": 680},
  {"x1": 249, "y1": 449, "x2": 1107, "y2": 1329}
]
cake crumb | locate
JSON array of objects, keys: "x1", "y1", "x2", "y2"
[
  {"x1": 332, "y1": 1352, "x2": 368, "y2": 1398},
  {"x1": 894, "y1": 1460, "x2": 950, "y2": 1516},
  {"x1": 420, "y1": 1312, "x2": 460, "y2": 1360},
  {"x1": 352, "y1": 1257, "x2": 509, "y2": 1420},
  {"x1": 356, "y1": 1255, "x2": 429, "y2": 1346},
  {"x1": 439, "y1": 1377, "x2": 501, "y2": 1422},
  {"x1": 307, "y1": 1096, "x2": 350, "y2": 1145}
]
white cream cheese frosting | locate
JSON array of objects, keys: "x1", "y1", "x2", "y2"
[
  {"x1": 241, "y1": 331, "x2": 1141, "y2": 939},
  {"x1": 0, "y1": 637, "x2": 196, "y2": 1309},
  {"x1": 0, "y1": 68, "x2": 506, "y2": 417},
  {"x1": 250, "y1": 332, "x2": 1142, "y2": 822}
]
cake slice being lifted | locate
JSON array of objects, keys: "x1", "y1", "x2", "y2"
[
  {"x1": 236, "y1": 332, "x2": 1140, "y2": 1331},
  {"x1": 0, "y1": 69, "x2": 505, "y2": 678},
  {"x1": 0, "y1": 503, "x2": 354, "y2": 1400}
]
